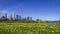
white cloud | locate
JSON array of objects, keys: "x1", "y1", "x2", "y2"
[
  {"x1": 0, "y1": 10, "x2": 7, "y2": 14},
  {"x1": 2, "y1": 10, "x2": 7, "y2": 14}
]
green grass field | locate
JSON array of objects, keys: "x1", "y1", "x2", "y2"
[{"x1": 0, "y1": 23, "x2": 60, "y2": 34}]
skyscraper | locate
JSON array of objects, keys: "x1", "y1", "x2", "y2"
[
  {"x1": 30, "y1": 17, "x2": 32, "y2": 20},
  {"x1": 27, "y1": 16, "x2": 32, "y2": 20},
  {"x1": 5, "y1": 13, "x2": 7, "y2": 19},
  {"x1": 11, "y1": 12, "x2": 15, "y2": 20},
  {"x1": 27, "y1": 16, "x2": 29, "y2": 20},
  {"x1": 16, "y1": 15, "x2": 21, "y2": 20}
]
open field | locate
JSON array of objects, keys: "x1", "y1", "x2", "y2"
[{"x1": 0, "y1": 23, "x2": 60, "y2": 34}]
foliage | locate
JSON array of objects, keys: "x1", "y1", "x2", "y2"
[
  {"x1": 0, "y1": 17, "x2": 57, "y2": 23},
  {"x1": 57, "y1": 20, "x2": 60, "y2": 24},
  {"x1": 0, "y1": 23, "x2": 59, "y2": 34},
  {"x1": 43, "y1": 20, "x2": 49, "y2": 23},
  {"x1": 35, "y1": 19, "x2": 43, "y2": 23}
]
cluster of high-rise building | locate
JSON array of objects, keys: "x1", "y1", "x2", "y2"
[{"x1": 0, "y1": 12, "x2": 32, "y2": 20}]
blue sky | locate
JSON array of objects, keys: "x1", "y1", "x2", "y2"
[{"x1": 0, "y1": 0, "x2": 60, "y2": 20}]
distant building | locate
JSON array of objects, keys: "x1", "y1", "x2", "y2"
[
  {"x1": 1, "y1": 16, "x2": 6, "y2": 19},
  {"x1": 27, "y1": 16, "x2": 32, "y2": 20},
  {"x1": 1, "y1": 13, "x2": 7, "y2": 19},
  {"x1": 30, "y1": 17, "x2": 32, "y2": 20},
  {"x1": 16, "y1": 15, "x2": 21, "y2": 20},
  {"x1": 12, "y1": 12, "x2": 15, "y2": 20},
  {"x1": 11, "y1": 12, "x2": 15, "y2": 20},
  {"x1": 0, "y1": 16, "x2": 1, "y2": 18},
  {"x1": 9, "y1": 14, "x2": 13, "y2": 20},
  {"x1": 4, "y1": 13, "x2": 7, "y2": 19},
  {"x1": 9, "y1": 12, "x2": 16, "y2": 20},
  {"x1": 27, "y1": 16, "x2": 29, "y2": 20}
]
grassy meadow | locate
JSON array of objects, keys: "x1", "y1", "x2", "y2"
[{"x1": 0, "y1": 22, "x2": 60, "y2": 34}]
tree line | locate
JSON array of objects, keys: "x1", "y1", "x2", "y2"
[{"x1": 0, "y1": 17, "x2": 60, "y2": 23}]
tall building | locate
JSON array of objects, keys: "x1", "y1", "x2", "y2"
[
  {"x1": 27, "y1": 16, "x2": 32, "y2": 20},
  {"x1": 30, "y1": 17, "x2": 32, "y2": 20},
  {"x1": 9, "y1": 14, "x2": 13, "y2": 20},
  {"x1": 5, "y1": 13, "x2": 7, "y2": 19},
  {"x1": 27, "y1": 16, "x2": 29, "y2": 20},
  {"x1": 1, "y1": 16, "x2": 6, "y2": 19},
  {"x1": 16, "y1": 15, "x2": 21, "y2": 20},
  {"x1": 10, "y1": 12, "x2": 16, "y2": 20},
  {"x1": 12, "y1": 12, "x2": 15, "y2": 20}
]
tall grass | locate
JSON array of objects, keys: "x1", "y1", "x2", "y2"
[{"x1": 0, "y1": 23, "x2": 60, "y2": 34}]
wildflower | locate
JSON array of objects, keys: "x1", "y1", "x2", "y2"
[
  {"x1": 51, "y1": 30, "x2": 54, "y2": 33},
  {"x1": 50, "y1": 26, "x2": 53, "y2": 28}
]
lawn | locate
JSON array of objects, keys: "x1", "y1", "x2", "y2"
[{"x1": 0, "y1": 23, "x2": 60, "y2": 34}]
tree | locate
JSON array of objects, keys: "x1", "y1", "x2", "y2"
[
  {"x1": 43, "y1": 20, "x2": 49, "y2": 23},
  {"x1": 21, "y1": 18, "x2": 27, "y2": 23},
  {"x1": 57, "y1": 20, "x2": 60, "y2": 24},
  {"x1": 35, "y1": 19, "x2": 42, "y2": 23}
]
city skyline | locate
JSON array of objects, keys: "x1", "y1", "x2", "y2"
[
  {"x1": 0, "y1": 0, "x2": 60, "y2": 21},
  {"x1": 0, "y1": 12, "x2": 32, "y2": 20}
]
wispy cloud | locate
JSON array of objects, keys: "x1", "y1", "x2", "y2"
[{"x1": 0, "y1": 10, "x2": 7, "y2": 14}]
